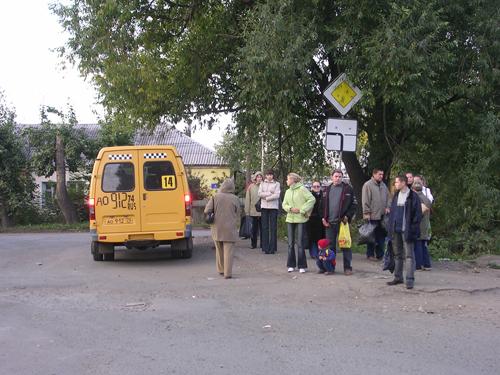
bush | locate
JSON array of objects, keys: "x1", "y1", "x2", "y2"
[
  {"x1": 429, "y1": 227, "x2": 500, "y2": 260},
  {"x1": 67, "y1": 183, "x2": 88, "y2": 222},
  {"x1": 187, "y1": 174, "x2": 211, "y2": 200}
]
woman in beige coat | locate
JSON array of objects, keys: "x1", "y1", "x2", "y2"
[
  {"x1": 204, "y1": 179, "x2": 241, "y2": 279},
  {"x1": 244, "y1": 171, "x2": 263, "y2": 249}
]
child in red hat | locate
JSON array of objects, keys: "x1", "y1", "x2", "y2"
[{"x1": 316, "y1": 238, "x2": 336, "y2": 275}]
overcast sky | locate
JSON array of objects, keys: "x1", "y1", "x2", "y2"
[{"x1": 0, "y1": 0, "x2": 224, "y2": 150}]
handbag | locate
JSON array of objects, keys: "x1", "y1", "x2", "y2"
[
  {"x1": 357, "y1": 221, "x2": 377, "y2": 245},
  {"x1": 239, "y1": 215, "x2": 253, "y2": 238},
  {"x1": 255, "y1": 198, "x2": 262, "y2": 212},
  {"x1": 205, "y1": 197, "x2": 216, "y2": 224}
]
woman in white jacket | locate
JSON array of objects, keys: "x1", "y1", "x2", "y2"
[{"x1": 258, "y1": 170, "x2": 281, "y2": 254}]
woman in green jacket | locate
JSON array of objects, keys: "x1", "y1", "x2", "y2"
[{"x1": 282, "y1": 173, "x2": 315, "y2": 273}]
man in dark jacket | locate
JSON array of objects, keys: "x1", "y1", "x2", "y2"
[
  {"x1": 321, "y1": 169, "x2": 357, "y2": 275},
  {"x1": 387, "y1": 175, "x2": 422, "y2": 289}
]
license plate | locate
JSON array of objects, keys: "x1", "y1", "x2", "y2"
[{"x1": 104, "y1": 216, "x2": 134, "y2": 225}]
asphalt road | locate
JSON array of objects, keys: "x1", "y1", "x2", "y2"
[{"x1": 1, "y1": 232, "x2": 499, "y2": 375}]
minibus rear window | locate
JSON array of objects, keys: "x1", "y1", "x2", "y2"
[
  {"x1": 144, "y1": 161, "x2": 177, "y2": 190},
  {"x1": 102, "y1": 163, "x2": 135, "y2": 192}
]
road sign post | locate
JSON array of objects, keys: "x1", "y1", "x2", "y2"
[
  {"x1": 323, "y1": 73, "x2": 362, "y2": 116},
  {"x1": 325, "y1": 118, "x2": 358, "y2": 152},
  {"x1": 322, "y1": 73, "x2": 362, "y2": 170}
]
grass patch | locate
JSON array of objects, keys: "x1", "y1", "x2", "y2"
[
  {"x1": 488, "y1": 262, "x2": 500, "y2": 270},
  {"x1": 0, "y1": 222, "x2": 89, "y2": 233}
]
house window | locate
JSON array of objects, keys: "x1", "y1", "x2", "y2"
[{"x1": 41, "y1": 181, "x2": 56, "y2": 208}]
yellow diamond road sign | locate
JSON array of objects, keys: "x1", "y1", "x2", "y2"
[{"x1": 323, "y1": 73, "x2": 362, "y2": 116}]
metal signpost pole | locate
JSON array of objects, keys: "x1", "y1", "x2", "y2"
[{"x1": 339, "y1": 114, "x2": 344, "y2": 170}]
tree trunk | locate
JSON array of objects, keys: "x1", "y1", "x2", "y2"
[
  {"x1": 55, "y1": 134, "x2": 78, "y2": 224},
  {"x1": 278, "y1": 123, "x2": 285, "y2": 187},
  {"x1": 245, "y1": 152, "x2": 252, "y2": 186},
  {"x1": 0, "y1": 199, "x2": 12, "y2": 228},
  {"x1": 342, "y1": 151, "x2": 368, "y2": 218}
]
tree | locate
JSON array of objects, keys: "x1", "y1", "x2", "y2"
[
  {"x1": 24, "y1": 106, "x2": 98, "y2": 224},
  {"x1": 54, "y1": 0, "x2": 499, "y2": 252},
  {"x1": 0, "y1": 91, "x2": 36, "y2": 228},
  {"x1": 51, "y1": 0, "x2": 249, "y2": 127}
]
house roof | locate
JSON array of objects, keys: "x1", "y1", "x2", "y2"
[
  {"x1": 20, "y1": 123, "x2": 227, "y2": 167},
  {"x1": 133, "y1": 125, "x2": 226, "y2": 167}
]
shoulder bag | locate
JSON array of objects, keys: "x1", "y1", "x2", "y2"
[{"x1": 205, "y1": 197, "x2": 216, "y2": 224}]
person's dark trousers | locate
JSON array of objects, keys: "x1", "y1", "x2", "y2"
[
  {"x1": 392, "y1": 232, "x2": 415, "y2": 287},
  {"x1": 316, "y1": 259, "x2": 335, "y2": 273},
  {"x1": 261, "y1": 208, "x2": 278, "y2": 254},
  {"x1": 414, "y1": 240, "x2": 431, "y2": 269},
  {"x1": 325, "y1": 222, "x2": 352, "y2": 271},
  {"x1": 287, "y1": 223, "x2": 307, "y2": 269},
  {"x1": 366, "y1": 220, "x2": 386, "y2": 259},
  {"x1": 250, "y1": 216, "x2": 261, "y2": 248}
]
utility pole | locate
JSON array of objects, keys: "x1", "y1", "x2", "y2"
[{"x1": 260, "y1": 129, "x2": 265, "y2": 173}]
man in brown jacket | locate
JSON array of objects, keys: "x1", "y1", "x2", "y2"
[
  {"x1": 361, "y1": 168, "x2": 390, "y2": 260},
  {"x1": 204, "y1": 179, "x2": 241, "y2": 278}
]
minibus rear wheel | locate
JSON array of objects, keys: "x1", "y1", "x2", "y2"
[{"x1": 91, "y1": 241, "x2": 103, "y2": 261}]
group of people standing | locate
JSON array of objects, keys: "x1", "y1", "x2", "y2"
[
  {"x1": 206, "y1": 168, "x2": 433, "y2": 289},
  {"x1": 243, "y1": 168, "x2": 358, "y2": 276}
]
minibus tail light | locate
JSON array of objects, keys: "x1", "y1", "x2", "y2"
[
  {"x1": 88, "y1": 197, "x2": 95, "y2": 221},
  {"x1": 184, "y1": 194, "x2": 192, "y2": 216}
]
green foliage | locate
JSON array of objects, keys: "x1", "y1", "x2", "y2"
[
  {"x1": 277, "y1": 215, "x2": 288, "y2": 242},
  {"x1": 0, "y1": 90, "x2": 37, "y2": 225},
  {"x1": 13, "y1": 198, "x2": 60, "y2": 225},
  {"x1": 53, "y1": 0, "x2": 500, "y2": 255},
  {"x1": 236, "y1": 0, "x2": 327, "y2": 180},
  {"x1": 51, "y1": 0, "x2": 246, "y2": 127},
  {"x1": 406, "y1": 111, "x2": 500, "y2": 255},
  {"x1": 0, "y1": 222, "x2": 88, "y2": 233},
  {"x1": 24, "y1": 106, "x2": 98, "y2": 177},
  {"x1": 14, "y1": 181, "x2": 89, "y2": 225},
  {"x1": 187, "y1": 173, "x2": 211, "y2": 200},
  {"x1": 215, "y1": 130, "x2": 261, "y2": 175},
  {"x1": 429, "y1": 227, "x2": 500, "y2": 260},
  {"x1": 97, "y1": 114, "x2": 135, "y2": 146},
  {"x1": 67, "y1": 182, "x2": 89, "y2": 222}
]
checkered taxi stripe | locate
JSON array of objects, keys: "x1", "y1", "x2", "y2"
[
  {"x1": 108, "y1": 154, "x2": 132, "y2": 160},
  {"x1": 144, "y1": 153, "x2": 167, "y2": 159}
]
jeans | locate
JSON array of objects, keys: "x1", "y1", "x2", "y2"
[
  {"x1": 250, "y1": 216, "x2": 261, "y2": 248},
  {"x1": 287, "y1": 222, "x2": 307, "y2": 269},
  {"x1": 392, "y1": 232, "x2": 415, "y2": 287},
  {"x1": 309, "y1": 242, "x2": 319, "y2": 259},
  {"x1": 316, "y1": 258, "x2": 335, "y2": 273},
  {"x1": 414, "y1": 240, "x2": 431, "y2": 269},
  {"x1": 261, "y1": 209, "x2": 278, "y2": 253},
  {"x1": 325, "y1": 222, "x2": 352, "y2": 271},
  {"x1": 366, "y1": 220, "x2": 386, "y2": 258}
]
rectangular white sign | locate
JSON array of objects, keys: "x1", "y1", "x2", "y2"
[{"x1": 325, "y1": 118, "x2": 358, "y2": 152}]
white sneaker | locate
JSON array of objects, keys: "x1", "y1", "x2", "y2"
[
  {"x1": 299, "y1": 268, "x2": 306, "y2": 273},
  {"x1": 287, "y1": 267, "x2": 294, "y2": 272}
]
